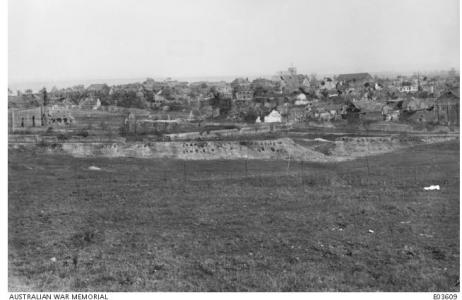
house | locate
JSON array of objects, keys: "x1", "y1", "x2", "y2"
[
  {"x1": 264, "y1": 109, "x2": 282, "y2": 123},
  {"x1": 217, "y1": 85, "x2": 233, "y2": 99},
  {"x1": 235, "y1": 90, "x2": 254, "y2": 101},
  {"x1": 294, "y1": 93, "x2": 309, "y2": 106},
  {"x1": 79, "y1": 97, "x2": 101, "y2": 110},
  {"x1": 399, "y1": 81, "x2": 418, "y2": 93}
]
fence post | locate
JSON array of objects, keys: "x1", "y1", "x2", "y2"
[
  {"x1": 245, "y1": 146, "x2": 248, "y2": 177},
  {"x1": 300, "y1": 160, "x2": 304, "y2": 185},
  {"x1": 183, "y1": 161, "x2": 186, "y2": 191},
  {"x1": 366, "y1": 157, "x2": 370, "y2": 185},
  {"x1": 365, "y1": 142, "x2": 371, "y2": 186},
  {"x1": 287, "y1": 152, "x2": 291, "y2": 176},
  {"x1": 11, "y1": 110, "x2": 14, "y2": 134}
]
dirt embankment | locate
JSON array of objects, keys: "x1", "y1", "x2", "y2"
[
  {"x1": 9, "y1": 134, "x2": 458, "y2": 162},
  {"x1": 58, "y1": 138, "x2": 329, "y2": 161},
  {"x1": 329, "y1": 135, "x2": 458, "y2": 159}
]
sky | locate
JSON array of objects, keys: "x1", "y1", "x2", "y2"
[{"x1": 8, "y1": 0, "x2": 460, "y2": 86}]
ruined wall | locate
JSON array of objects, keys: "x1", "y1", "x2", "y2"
[
  {"x1": 11, "y1": 106, "x2": 76, "y2": 130},
  {"x1": 10, "y1": 107, "x2": 43, "y2": 129}
]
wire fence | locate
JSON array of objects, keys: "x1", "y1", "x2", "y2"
[{"x1": 76, "y1": 148, "x2": 457, "y2": 193}]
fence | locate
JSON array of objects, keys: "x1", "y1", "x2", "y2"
[{"x1": 67, "y1": 142, "x2": 458, "y2": 200}]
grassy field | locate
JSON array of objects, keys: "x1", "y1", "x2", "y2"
[{"x1": 8, "y1": 141, "x2": 459, "y2": 292}]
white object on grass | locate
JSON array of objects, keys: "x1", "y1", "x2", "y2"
[
  {"x1": 424, "y1": 185, "x2": 440, "y2": 191},
  {"x1": 88, "y1": 166, "x2": 101, "y2": 171},
  {"x1": 314, "y1": 138, "x2": 329, "y2": 142}
]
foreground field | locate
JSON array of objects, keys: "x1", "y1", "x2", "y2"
[{"x1": 8, "y1": 141, "x2": 460, "y2": 291}]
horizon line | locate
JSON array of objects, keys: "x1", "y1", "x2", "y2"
[{"x1": 8, "y1": 68, "x2": 460, "y2": 91}]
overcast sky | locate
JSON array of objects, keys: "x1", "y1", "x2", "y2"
[{"x1": 9, "y1": 0, "x2": 460, "y2": 84}]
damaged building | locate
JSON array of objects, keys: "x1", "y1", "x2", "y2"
[
  {"x1": 9, "y1": 105, "x2": 75, "y2": 132},
  {"x1": 435, "y1": 89, "x2": 459, "y2": 126}
]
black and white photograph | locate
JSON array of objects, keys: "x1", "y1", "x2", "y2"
[{"x1": 6, "y1": 0, "x2": 461, "y2": 295}]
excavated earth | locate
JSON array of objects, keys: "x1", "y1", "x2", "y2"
[{"x1": 9, "y1": 134, "x2": 459, "y2": 162}]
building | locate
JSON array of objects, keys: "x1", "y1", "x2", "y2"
[
  {"x1": 435, "y1": 89, "x2": 459, "y2": 126},
  {"x1": 264, "y1": 109, "x2": 282, "y2": 123},
  {"x1": 79, "y1": 97, "x2": 101, "y2": 110},
  {"x1": 294, "y1": 93, "x2": 309, "y2": 106},
  {"x1": 277, "y1": 68, "x2": 301, "y2": 93},
  {"x1": 399, "y1": 81, "x2": 418, "y2": 93},
  {"x1": 235, "y1": 90, "x2": 254, "y2": 101},
  {"x1": 9, "y1": 104, "x2": 74, "y2": 131},
  {"x1": 231, "y1": 78, "x2": 251, "y2": 90},
  {"x1": 217, "y1": 86, "x2": 233, "y2": 99},
  {"x1": 273, "y1": 66, "x2": 310, "y2": 93},
  {"x1": 10, "y1": 107, "x2": 44, "y2": 130}
]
